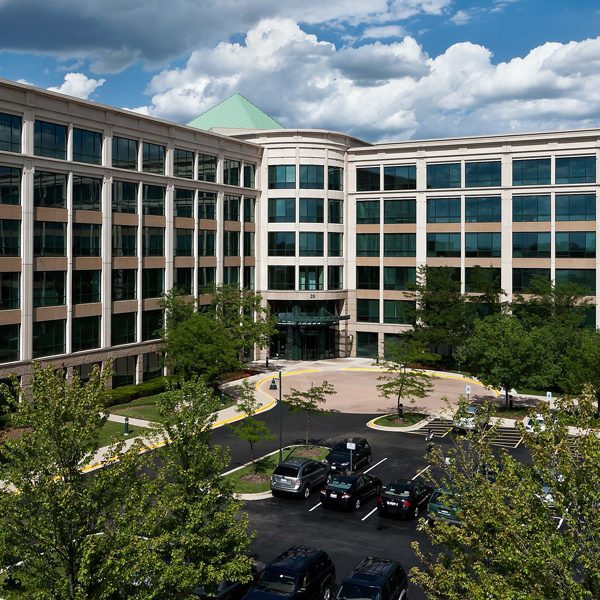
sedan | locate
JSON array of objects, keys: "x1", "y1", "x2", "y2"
[
  {"x1": 524, "y1": 414, "x2": 547, "y2": 434},
  {"x1": 377, "y1": 479, "x2": 434, "y2": 519},
  {"x1": 320, "y1": 474, "x2": 381, "y2": 511}
]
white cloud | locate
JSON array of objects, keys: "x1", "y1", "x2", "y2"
[
  {"x1": 450, "y1": 10, "x2": 472, "y2": 25},
  {"x1": 129, "y1": 19, "x2": 600, "y2": 142},
  {"x1": 48, "y1": 72, "x2": 105, "y2": 99},
  {"x1": 362, "y1": 25, "x2": 406, "y2": 39}
]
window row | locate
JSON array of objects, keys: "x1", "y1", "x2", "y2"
[
  {"x1": 268, "y1": 198, "x2": 343, "y2": 224},
  {"x1": 268, "y1": 165, "x2": 343, "y2": 191},
  {"x1": 268, "y1": 232, "x2": 342, "y2": 257},
  {"x1": 267, "y1": 266, "x2": 343, "y2": 290},
  {"x1": 356, "y1": 299, "x2": 416, "y2": 324},
  {"x1": 355, "y1": 156, "x2": 597, "y2": 191}
]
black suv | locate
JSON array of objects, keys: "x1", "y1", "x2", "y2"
[
  {"x1": 271, "y1": 457, "x2": 330, "y2": 498},
  {"x1": 324, "y1": 438, "x2": 372, "y2": 473},
  {"x1": 335, "y1": 557, "x2": 408, "y2": 600},
  {"x1": 242, "y1": 546, "x2": 336, "y2": 600}
]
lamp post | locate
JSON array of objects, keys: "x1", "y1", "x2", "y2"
[{"x1": 269, "y1": 371, "x2": 283, "y2": 463}]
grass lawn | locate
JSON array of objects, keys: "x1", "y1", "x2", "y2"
[
  {"x1": 490, "y1": 407, "x2": 531, "y2": 419},
  {"x1": 372, "y1": 412, "x2": 429, "y2": 427},
  {"x1": 225, "y1": 446, "x2": 330, "y2": 494},
  {"x1": 97, "y1": 420, "x2": 149, "y2": 447}
]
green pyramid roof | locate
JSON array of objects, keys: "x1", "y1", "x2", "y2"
[{"x1": 187, "y1": 93, "x2": 284, "y2": 131}]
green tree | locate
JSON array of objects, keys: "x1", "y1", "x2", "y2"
[
  {"x1": 159, "y1": 287, "x2": 195, "y2": 332},
  {"x1": 462, "y1": 311, "x2": 535, "y2": 408},
  {"x1": 465, "y1": 265, "x2": 505, "y2": 320},
  {"x1": 145, "y1": 377, "x2": 254, "y2": 597},
  {"x1": 411, "y1": 385, "x2": 600, "y2": 599},
  {"x1": 228, "y1": 379, "x2": 275, "y2": 473},
  {"x1": 284, "y1": 381, "x2": 337, "y2": 446},
  {"x1": 0, "y1": 363, "x2": 150, "y2": 599},
  {"x1": 376, "y1": 338, "x2": 437, "y2": 419}
]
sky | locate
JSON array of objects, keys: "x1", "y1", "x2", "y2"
[{"x1": 1, "y1": 0, "x2": 600, "y2": 142}]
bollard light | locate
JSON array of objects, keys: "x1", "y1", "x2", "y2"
[{"x1": 124, "y1": 416, "x2": 129, "y2": 436}]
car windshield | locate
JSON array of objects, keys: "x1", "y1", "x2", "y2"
[
  {"x1": 328, "y1": 477, "x2": 353, "y2": 490},
  {"x1": 430, "y1": 491, "x2": 458, "y2": 506},
  {"x1": 386, "y1": 484, "x2": 411, "y2": 498},
  {"x1": 336, "y1": 582, "x2": 380, "y2": 600},
  {"x1": 331, "y1": 443, "x2": 353, "y2": 455},
  {"x1": 273, "y1": 465, "x2": 299, "y2": 477},
  {"x1": 256, "y1": 570, "x2": 297, "y2": 596}
]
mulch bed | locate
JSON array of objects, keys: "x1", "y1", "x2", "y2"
[
  {"x1": 0, "y1": 427, "x2": 32, "y2": 441},
  {"x1": 293, "y1": 448, "x2": 324, "y2": 457},
  {"x1": 240, "y1": 473, "x2": 270, "y2": 483}
]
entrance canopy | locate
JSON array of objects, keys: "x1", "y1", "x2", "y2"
[{"x1": 276, "y1": 308, "x2": 350, "y2": 327}]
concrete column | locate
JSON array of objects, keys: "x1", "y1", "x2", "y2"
[
  {"x1": 20, "y1": 164, "x2": 34, "y2": 361},
  {"x1": 137, "y1": 183, "x2": 143, "y2": 343},
  {"x1": 65, "y1": 171, "x2": 73, "y2": 354},
  {"x1": 165, "y1": 181, "x2": 174, "y2": 292},
  {"x1": 101, "y1": 174, "x2": 112, "y2": 347},
  {"x1": 216, "y1": 191, "x2": 224, "y2": 284}
]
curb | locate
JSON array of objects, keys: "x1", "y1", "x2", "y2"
[{"x1": 367, "y1": 414, "x2": 438, "y2": 432}]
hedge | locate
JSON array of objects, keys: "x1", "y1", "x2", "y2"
[{"x1": 102, "y1": 376, "x2": 173, "y2": 408}]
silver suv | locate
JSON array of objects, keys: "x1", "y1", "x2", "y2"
[{"x1": 271, "y1": 457, "x2": 330, "y2": 498}]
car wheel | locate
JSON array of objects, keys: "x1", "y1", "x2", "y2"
[
  {"x1": 321, "y1": 585, "x2": 332, "y2": 600},
  {"x1": 367, "y1": 454, "x2": 372, "y2": 464},
  {"x1": 354, "y1": 498, "x2": 361, "y2": 511},
  {"x1": 325, "y1": 473, "x2": 332, "y2": 484},
  {"x1": 302, "y1": 485, "x2": 310, "y2": 499},
  {"x1": 412, "y1": 505, "x2": 419, "y2": 519}
]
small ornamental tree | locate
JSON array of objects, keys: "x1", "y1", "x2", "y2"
[
  {"x1": 284, "y1": 380, "x2": 337, "y2": 446},
  {"x1": 229, "y1": 378, "x2": 274, "y2": 473},
  {"x1": 376, "y1": 338, "x2": 437, "y2": 420}
]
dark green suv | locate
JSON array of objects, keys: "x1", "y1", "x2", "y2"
[{"x1": 427, "y1": 489, "x2": 461, "y2": 525}]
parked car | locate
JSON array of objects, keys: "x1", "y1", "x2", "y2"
[
  {"x1": 323, "y1": 438, "x2": 372, "y2": 473},
  {"x1": 192, "y1": 560, "x2": 266, "y2": 600},
  {"x1": 452, "y1": 405, "x2": 489, "y2": 433},
  {"x1": 524, "y1": 413, "x2": 547, "y2": 434},
  {"x1": 320, "y1": 474, "x2": 381, "y2": 511},
  {"x1": 335, "y1": 556, "x2": 408, "y2": 600},
  {"x1": 377, "y1": 479, "x2": 434, "y2": 519},
  {"x1": 242, "y1": 546, "x2": 335, "y2": 600},
  {"x1": 271, "y1": 457, "x2": 330, "y2": 498},
  {"x1": 427, "y1": 489, "x2": 462, "y2": 525}
]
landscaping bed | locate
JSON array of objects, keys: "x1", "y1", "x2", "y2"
[{"x1": 372, "y1": 412, "x2": 429, "y2": 427}]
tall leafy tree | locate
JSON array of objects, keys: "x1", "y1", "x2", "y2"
[
  {"x1": 376, "y1": 338, "x2": 437, "y2": 419},
  {"x1": 284, "y1": 381, "x2": 337, "y2": 446},
  {"x1": 0, "y1": 363, "x2": 150, "y2": 599}
]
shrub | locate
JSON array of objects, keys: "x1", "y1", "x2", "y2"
[{"x1": 102, "y1": 376, "x2": 172, "y2": 407}]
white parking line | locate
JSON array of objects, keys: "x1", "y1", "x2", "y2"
[
  {"x1": 361, "y1": 507, "x2": 378, "y2": 521},
  {"x1": 364, "y1": 457, "x2": 388, "y2": 473},
  {"x1": 412, "y1": 465, "x2": 431, "y2": 480},
  {"x1": 309, "y1": 502, "x2": 322, "y2": 512}
]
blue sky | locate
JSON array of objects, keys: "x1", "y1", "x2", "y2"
[{"x1": 1, "y1": 0, "x2": 599, "y2": 142}]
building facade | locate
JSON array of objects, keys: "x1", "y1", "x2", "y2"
[{"x1": 0, "y1": 79, "x2": 598, "y2": 384}]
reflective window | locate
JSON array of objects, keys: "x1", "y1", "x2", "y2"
[
  {"x1": 512, "y1": 158, "x2": 550, "y2": 186},
  {"x1": 328, "y1": 166, "x2": 343, "y2": 191},
  {"x1": 223, "y1": 159, "x2": 240, "y2": 186},
  {"x1": 34, "y1": 120, "x2": 66, "y2": 159},
  {"x1": 32, "y1": 320, "x2": 65, "y2": 358},
  {"x1": 113, "y1": 356, "x2": 135, "y2": 387},
  {"x1": 0, "y1": 272, "x2": 19, "y2": 310},
  {"x1": 0, "y1": 113, "x2": 21, "y2": 153},
  {"x1": 112, "y1": 225, "x2": 137, "y2": 257},
  {"x1": 384, "y1": 199, "x2": 415, "y2": 224},
  {"x1": 173, "y1": 188, "x2": 193, "y2": 218},
  {"x1": 73, "y1": 270, "x2": 100, "y2": 304},
  {"x1": 268, "y1": 266, "x2": 295, "y2": 290},
  {"x1": 142, "y1": 227, "x2": 164, "y2": 256},
  {"x1": 556, "y1": 156, "x2": 595, "y2": 184},
  {"x1": 356, "y1": 200, "x2": 379, "y2": 224},
  {"x1": 0, "y1": 166, "x2": 20, "y2": 205},
  {"x1": 328, "y1": 199, "x2": 343, "y2": 224},
  {"x1": 33, "y1": 271, "x2": 66, "y2": 307},
  {"x1": 198, "y1": 154, "x2": 217, "y2": 182},
  {"x1": 384, "y1": 233, "x2": 416, "y2": 257},
  {"x1": 465, "y1": 196, "x2": 501, "y2": 222},
  {"x1": 243, "y1": 266, "x2": 255, "y2": 290},
  {"x1": 243, "y1": 163, "x2": 256, "y2": 189},
  {"x1": 356, "y1": 233, "x2": 380, "y2": 257},
  {"x1": 73, "y1": 128, "x2": 101, "y2": 164},
  {"x1": 555, "y1": 232, "x2": 595, "y2": 258},
  {"x1": 111, "y1": 313, "x2": 136, "y2": 346},
  {"x1": 174, "y1": 267, "x2": 193, "y2": 295},
  {"x1": 356, "y1": 331, "x2": 378, "y2": 358},
  {"x1": 72, "y1": 316, "x2": 100, "y2": 352},
  {"x1": 0, "y1": 323, "x2": 19, "y2": 363},
  {"x1": 427, "y1": 233, "x2": 461, "y2": 257},
  {"x1": 427, "y1": 163, "x2": 461, "y2": 188},
  {"x1": 223, "y1": 230, "x2": 239, "y2": 256},
  {"x1": 383, "y1": 267, "x2": 416, "y2": 291},
  {"x1": 174, "y1": 228, "x2": 193, "y2": 256},
  {"x1": 555, "y1": 269, "x2": 596, "y2": 295},
  {"x1": 465, "y1": 161, "x2": 501, "y2": 187},
  {"x1": 465, "y1": 267, "x2": 501, "y2": 293},
  {"x1": 142, "y1": 268, "x2": 164, "y2": 299},
  {"x1": 198, "y1": 230, "x2": 215, "y2": 256},
  {"x1": 244, "y1": 231, "x2": 255, "y2": 256},
  {"x1": 142, "y1": 142, "x2": 165, "y2": 174},
  {"x1": 143, "y1": 184, "x2": 165, "y2": 215},
  {"x1": 223, "y1": 266, "x2": 240, "y2": 286},
  {"x1": 513, "y1": 232, "x2": 551, "y2": 258},
  {"x1": 328, "y1": 266, "x2": 343, "y2": 290},
  {"x1": 34, "y1": 221, "x2": 66, "y2": 256},
  {"x1": 465, "y1": 232, "x2": 501, "y2": 257},
  {"x1": 384, "y1": 165, "x2": 416, "y2": 190},
  {"x1": 427, "y1": 197, "x2": 460, "y2": 223},
  {"x1": 299, "y1": 232, "x2": 324, "y2": 257},
  {"x1": 73, "y1": 223, "x2": 101, "y2": 256},
  {"x1": 198, "y1": 267, "x2": 216, "y2": 291},
  {"x1": 268, "y1": 232, "x2": 295, "y2": 256},
  {"x1": 244, "y1": 197, "x2": 255, "y2": 222},
  {"x1": 198, "y1": 192, "x2": 216, "y2": 220},
  {"x1": 34, "y1": 171, "x2": 66, "y2": 208},
  {"x1": 356, "y1": 167, "x2": 380, "y2": 192},
  {"x1": 356, "y1": 266, "x2": 379, "y2": 290},
  {"x1": 142, "y1": 309, "x2": 163, "y2": 341},
  {"x1": 299, "y1": 165, "x2": 324, "y2": 189},
  {"x1": 112, "y1": 269, "x2": 137, "y2": 301},
  {"x1": 112, "y1": 136, "x2": 138, "y2": 170},
  {"x1": 357, "y1": 299, "x2": 379, "y2": 323},
  {"x1": 268, "y1": 198, "x2": 295, "y2": 222},
  {"x1": 556, "y1": 194, "x2": 595, "y2": 221},
  {"x1": 224, "y1": 195, "x2": 240, "y2": 221},
  {"x1": 384, "y1": 300, "x2": 415, "y2": 324},
  {"x1": 512, "y1": 195, "x2": 550, "y2": 222},
  {"x1": 112, "y1": 181, "x2": 137, "y2": 213},
  {"x1": 268, "y1": 165, "x2": 295, "y2": 189},
  {"x1": 174, "y1": 149, "x2": 194, "y2": 179},
  {"x1": 299, "y1": 266, "x2": 323, "y2": 290},
  {"x1": 328, "y1": 232, "x2": 343, "y2": 257},
  {"x1": 72, "y1": 175, "x2": 101, "y2": 210},
  {"x1": 299, "y1": 198, "x2": 324, "y2": 223}
]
